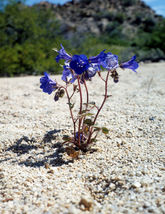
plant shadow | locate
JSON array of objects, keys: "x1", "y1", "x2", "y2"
[
  {"x1": 7, "y1": 136, "x2": 38, "y2": 155},
  {"x1": 6, "y1": 129, "x2": 74, "y2": 168}
]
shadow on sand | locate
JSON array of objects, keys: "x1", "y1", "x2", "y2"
[{"x1": 6, "y1": 129, "x2": 74, "y2": 168}]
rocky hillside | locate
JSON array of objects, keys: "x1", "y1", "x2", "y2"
[
  {"x1": 1, "y1": 0, "x2": 164, "y2": 77},
  {"x1": 37, "y1": 0, "x2": 163, "y2": 39}
]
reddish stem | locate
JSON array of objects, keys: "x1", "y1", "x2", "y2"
[
  {"x1": 84, "y1": 79, "x2": 89, "y2": 107},
  {"x1": 98, "y1": 71, "x2": 106, "y2": 82},
  {"x1": 87, "y1": 70, "x2": 110, "y2": 144},
  {"x1": 82, "y1": 79, "x2": 89, "y2": 131},
  {"x1": 77, "y1": 76, "x2": 83, "y2": 146},
  {"x1": 64, "y1": 86, "x2": 76, "y2": 139}
]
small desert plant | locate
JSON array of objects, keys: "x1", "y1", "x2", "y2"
[{"x1": 40, "y1": 45, "x2": 138, "y2": 152}]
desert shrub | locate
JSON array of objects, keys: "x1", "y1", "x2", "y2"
[
  {"x1": 0, "y1": 1, "x2": 63, "y2": 76},
  {"x1": 106, "y1": 21, "x2": 120, "y2": 33},
  {"x1": 146, "y1": 19, "x2": 165, "y2": 52},
  {"x1": 141, "y1": 17, "x2": 156, "y2": 32},
  {"x1": 132, "y1": 19, "x2": 165, "y2": 53},
  {"x1": 115, "y1": 12, "x2": 125, "y2": 23}
]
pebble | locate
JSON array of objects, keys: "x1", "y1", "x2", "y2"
[
  {"x1": 132, "y1": 182, "x2": 141, "y2": 189},
  {"x1": 109, "y1": 183, "x2": 116, "y2": 190}
]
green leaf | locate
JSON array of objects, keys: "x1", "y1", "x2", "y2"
[
  {"x1": 80, "y1": 110, "x2": 88, "y2": 114},
  {"x1": 102, "y1": 127, "x2": 109, "y2": 135},
  {"x1": 85, "y1": 113, "x2": 94, "y2": 116},
  {"x1": 62, "y1": 135, "x2": 71, "y2": 141},
  {"x1": 84, "y1": 119, "x2": 93, "y2": 126},
  {"x1": 83, "y1": 102, "x2": 95, "y2": 107},
  {"x1": 67, "y1": 103, "x2": 74, "y2": 109},
  {"x1": 94, "y1": 127, "x2": 101, "y2": 132},
  {"x1": 78, "y1": 111, "x2": 94, "y2": 119},
  {"x1": 91, "y1": 138, "x2": 97, "y2": 143},
  {"x1": 79, "y1": 112, "x2": 94, "y2": 117},
  {"x1": 89, "y1": 101, "x2": 96, "y2": 105}
]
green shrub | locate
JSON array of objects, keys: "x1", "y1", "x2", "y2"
[
  {"x1": 0, "y1": 0, "x2": 165, "y2": 77},
  {"x1": 0, "y1": 2, "x2": 63, "y2": 76}
]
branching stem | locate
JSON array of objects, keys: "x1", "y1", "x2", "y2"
[
  {"x1": 64, "y1": 86, "x2": 76, "y2": 139},
  {"x1": 87, "y1": 70, "x2": 110, "y2": 144}
]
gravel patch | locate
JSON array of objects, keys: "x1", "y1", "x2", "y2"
[{"x1": 0, "y1": 62, "x2": 165, "y2": 213}]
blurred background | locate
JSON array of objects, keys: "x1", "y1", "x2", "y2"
[{"x1": 0, "y1": 0, "x2": 165, "y2": 77}]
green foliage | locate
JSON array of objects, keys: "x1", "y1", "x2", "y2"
[
  {"x1": 71, "y1": 34, "x2": 127, "y2": 59},
  {"x1": 0, "y1": 1, "x2": 63, "y2": 76},
  {"x1": 102, "y1": 127, "x2": 109, "y2": 135},
  {"x1": 0, "y1": 1, "x2": 165, "y2": 77},
  {"x1": 146, "y1": 19, "x2": 165, "y2": 52},
  {"x1": 131, "y1": 19, "x2": 165, "y2": 61}
]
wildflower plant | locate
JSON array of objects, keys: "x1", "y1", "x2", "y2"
[{"x1": 40, "y1": 45, "x2": 138, "y2": 152}]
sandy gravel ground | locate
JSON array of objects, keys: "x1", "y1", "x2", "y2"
[{"x1": 0, "y1": 62, "x2": 165, "y2": 214}]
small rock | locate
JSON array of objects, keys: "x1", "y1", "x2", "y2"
[
  {"x1": 47, "y1": 169, "x2": 54, "y2": 174},
  {"x1": 79, "y1": 198, "x2": 93, "y2": 211},
  {"x1": 132, "y1": 181, "x2": 141, "y2": 188},
  {"x1": 143, "y1": 202, "x2": 151, "y2": 208},
  {"x1": 147, "y1": 206, "x2": 157, "y2": 213},
  {"x1": 109, "y1": 183, "x2": 116, "y2": 190},
  {"x1": 149, "y1": 116, "x2": 155, "y2": 121}
]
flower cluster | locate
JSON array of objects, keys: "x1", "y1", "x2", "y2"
[{"x1": 40, "y1": 44, "x2": 139, "y2": 152}]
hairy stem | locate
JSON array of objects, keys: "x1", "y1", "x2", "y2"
[
  {"x1": 82, "y1": 79, "x2": 89, "y2": 131},
  {"x1": 87, "y1": 70, "x2": 110, "y2": 144},
  {"x1": 77, "y1": 76, "x2": 83, "y2": 146},
  {"x1": 84, "y1": 79, "x2": 89, "y2": 107},
  {"x1": 64, "y1": 86, "x2": 76, "y2": 139},
  {"x1": 98, "y1": 71, "x2": 106, "y2": 82}
]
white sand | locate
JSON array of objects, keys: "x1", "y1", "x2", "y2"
[{"x1": 0, "y1": 62, "x2": 165, "y2": 213}]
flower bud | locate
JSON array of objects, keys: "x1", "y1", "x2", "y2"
[
  {"x1": 54, "y1": 92, "x2": 59, "y2": 101},
  {"x1": 59, "y1": 89, "x2": 65, "y2": 98}
]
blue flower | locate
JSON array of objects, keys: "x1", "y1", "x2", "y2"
[
  {"x1": 83, "y1": 63, "x2": 100, "y2": 81},
  {"x1": 89, "y1": 50, "x2": 106, "y2": 64},
  {"x1": 120, "y1": 55, "x2": 139, "y2": 72},
  {"x1": 62, "y1": 65, "x2": 77, "y2": 83},
  {"x1": 40, "y1": 72, "x2": 57, "y2": 94},
  {"x1": 89, "y1": 50, "x2": 119, "y2": 70},
  {"x1": 75, "y1": 132, "x2": 86, "y2": 142},
  {"x1": 101, "y1": 52, "x2": 119, "y2": 70},
  {"x1": 55, "y1": 44, "x2": 72, "y2": 63},
  {"x1": 70, "y1": 54, "x2": 90, "y2": 75}
]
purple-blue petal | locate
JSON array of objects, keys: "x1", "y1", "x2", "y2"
[
  {"x1": 55, "y1": 44, "x2": 72, "y2": 63},
  {"x1": 40, "y1": 72, "x2": 57, "y2": 94},
  {"x1": 62, "y1": 66, "x2": 77, "y2": 83},
  {"x1": 89, "y1": 50, "x2": 119, "y2": 70},
  {"x1": 89, "y1": 50, "x2": 106, "y2": 63},
  {"x1": 62, "y1": 67, "x2": 71, "y2": 82},
  {"x1": 120, "y1": 55, "x2": 139, "y2": 72},
  {"x1": 100, "y1": 52, "x2": 119, "y2": 70},
  {"x1": 87, "y1": 64, "x2": 99, "y2": 78},
  {"x1": 70, "y1": 75, "x2": 77, "y2": 83},
  {"x1": 70, "y1": 54, "x2": 90, "y2": 75}
]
